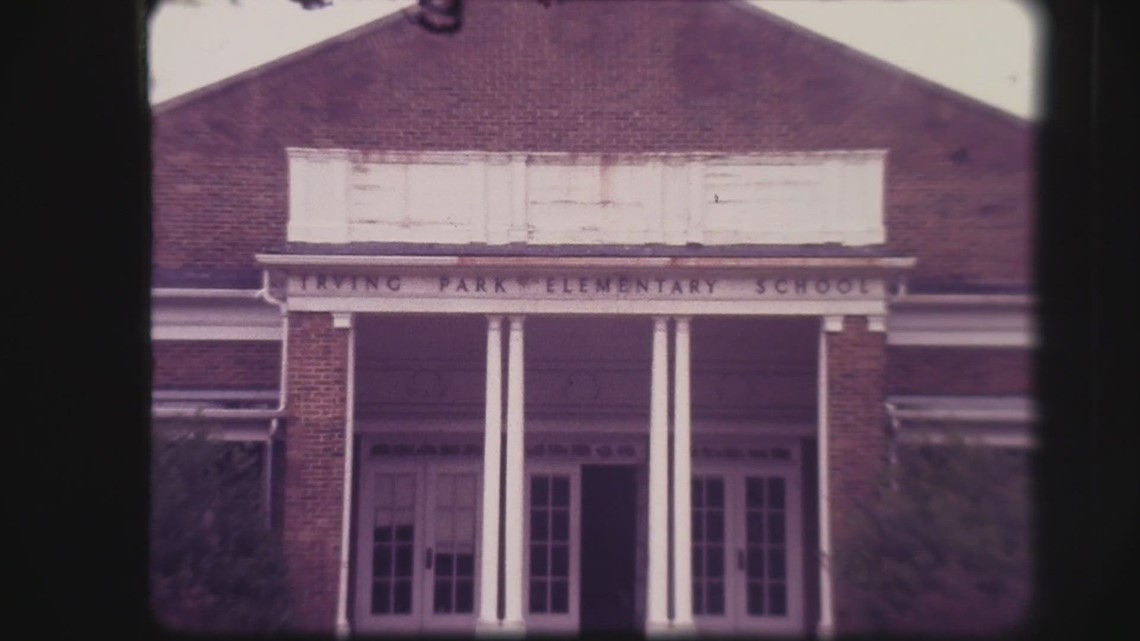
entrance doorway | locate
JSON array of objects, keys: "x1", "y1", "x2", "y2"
[{"x1": 579, "y1": 464, "x2": 639, "y2": 632}]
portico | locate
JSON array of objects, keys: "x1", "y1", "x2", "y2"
[{"x1": 259, "y1": 251, "x2": 910, "y2": 636}]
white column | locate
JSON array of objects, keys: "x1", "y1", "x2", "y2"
[
  {"x1": 817, "y1": 315, "x2": 842, "y2": 637},
  {"x1": 671, "y1": 317, "x2": 694, "y2": 630},
  {"x1": 502, "y1": 315, "x2": 526, "y2": 631},
  {"x1": 334, "y1": 312, "x2": 354, "y2": 637},
  {"x1": 646, "y1": 316, "x2": 670, "y2": 632},
  {"x1": 477, "y1": 316, "x2": 504, "y2": 630}
]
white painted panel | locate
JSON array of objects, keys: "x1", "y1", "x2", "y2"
[
  {"x1": 348, "y1": 162, "x2": 406, "y2": 223},
  {"x1": 286, "y1": 150, "x2": 885, "y2": 246},
  {"x1": 406, "y1": 163, "x2": 479, "y2": 226}
]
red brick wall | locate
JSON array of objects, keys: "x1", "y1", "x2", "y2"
[
  {"x1": 825, "y1": 316, "x2": 887, "y2": 632},
  {"x1": 283, "y1": 313, "x2": 350, "y2": 631},
  {"x1": 152, "y1": 0, "x2": 1032, "y2": 287},
  {"x1": 887, "y1": 347, "x2": 1032, "y2": 396},
  {"x1": 151, "y1": 341, "x2": 281, "y2": 390}
]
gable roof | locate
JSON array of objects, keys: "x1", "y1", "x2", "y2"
[{"x1": 152, "y1": 0, "x2": 1028, "y2": 130}]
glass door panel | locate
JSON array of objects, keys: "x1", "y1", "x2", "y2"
[
  {"x1": 743, "y1": 476, "x2": 787, "y2": 617},
  {"x1": 356, "y1": 467, "x2": 423, "y2": 631},
  {"x1": 692, "y1": 475, "x2": 728, "y2": 620},
  {"x1": 525, "y1": 466, "x2": 579, "y2": 633},
  {"x1": 430, "y1": 471, "x2": 479, "y2": 617},
  {"x1": 692, "y1": 464, "x2": 803, "y2": 634}
]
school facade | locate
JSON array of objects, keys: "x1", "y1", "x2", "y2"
[{"x1": 150, "y1": 0, "x2": 1035, "y2": 635}]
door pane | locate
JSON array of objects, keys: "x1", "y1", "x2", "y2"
[
  {"x1": 744, "y1": 475, "x2": 789, "y2": 618},
  {"x1": 692, "y1": 475, "x2": 727, "y2": 616},
  {"x1": 432, "y1": 472, "x2": 478, "y2": 614},
  {"x1": 371, "y1": 473, "x2": 416, "y2": 616},
  {"x1": 529, "y1": 473, "x2": 572, "y2": 614}
]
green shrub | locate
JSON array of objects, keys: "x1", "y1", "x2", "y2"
[
  {"x1": 836, "y1": 437, "x2": 1034, "y2": 634},
  {"x1": 149, "y1": 430, "x2": 292, "y2": 633}
]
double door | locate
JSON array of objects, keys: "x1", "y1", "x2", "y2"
[
  {"x1": 691, "y1": 466, "x2": 804, "y2": 634},
  {"x1": 354, "y1": 461, "x2": 481, "y2": 633}
]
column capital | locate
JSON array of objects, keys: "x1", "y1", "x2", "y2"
[
  {"x1": 486, "y1": 315, "x2": 504, "y2": 329},
  {"x1": 652, "y1": 316, "x2": 671, "y2": 329},
  {"x1": 822, "y1": 315, "x2": 845, "y2": 333},
  {"x1": 507, "y1": 314, "x2": 525, "y2": 327},
  {"x1": 866, "y1": 314, "x2": 887, "y2": 332},
  {"x1": 673, "y1": 316, "x2": 692, "y2": 332},
  {"x1": 331, "y1": 312, "x2": 353, "y2": 329}
]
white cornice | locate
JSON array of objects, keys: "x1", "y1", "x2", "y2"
[
  {"x1": 152, "y1": 288, "x2": 264, "y2": 299},
  {"x1": 255, "y1": 253, "x2": 917, "y2": 271}
]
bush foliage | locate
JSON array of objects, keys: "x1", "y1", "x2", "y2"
[
  {"x1": 149, "y1": 431, "x2": 292, "y2": 633},
  {"x1": 836, "y1": 437, "x2": 1034, "y2": 634}
]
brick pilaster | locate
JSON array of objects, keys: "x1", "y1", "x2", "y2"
[
  {"x1": 825, "y1": 315, "x2": 887, "y2": 632},
  {"x1": 282, "y1": 312, "x2": 349, "y2": 632}
]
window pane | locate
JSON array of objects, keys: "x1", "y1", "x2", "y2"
[
  {"x1": 436, "y1": 511, "x2": 454, "y2": 543},
  {"x1": 551, "y1": 580, "x2": 569, "y2": 613},
  {"x1": 530, "y1": 544, "x2": 548, "y2": 577},
  {"x1": 437, "y1": 475, "x2": 454, "y2": 507},
  {"x1": 393, "y1": 580, "x2": 412, "y2": 613},
  {"x1": 768, "y1": 477, "x2": 785, "y2": 509},
  {"x1": 530, "y1": 580, "x2": 548, "y2": 613},
  {"x1": 746, "y1": 510, "x2": 765, "y2": 543},
  {"x1": 692, "y1": 478, "x2": 704, "y2": 508},
  {"x1": 455, "y1": 474, "x2": 476, "y2": 506},
  {"x1": 394, "y1": 475, "x2": 415, "y2": 507},
  {"x1": 372, "y1": 580, "x2": 391, "y2": 614},
  {"x1": 708, "y1": 479, "x2": 724, "y2": 508},
  {"x1": 531, "y1": 509, "x2": 548, "y2": 541},
  {"x1": 769, "y1": 583, "x2": 786, "y2": 615},
  {"x1": 747, "y1": 581, "x2": 765, "y2": 615},
  {"x1": 456, "y1": 553, "x2": 474, "y2": 578},
  {"x1": 693, "y1": 581, "x2": 704, "y2": 614},
  {"x1": 768, "y1": 513, "x2": 785, "y2": 544},
  {"x1": 395, "y1": 545, "x2": 413, "y2": 576},
  {"x1": 707, "y1": 546, "x2": 724, "y2": 578},
  {"x1": 551, "y1": 544, "x2": 569, "y2": 577},
  {"x1": 436, "y1": 553, "x2": 454, "y2": 576},
  {"x1": 551, "y1": 509, "x2": 569, "y2": 541},
  {"x1": 747, "y1": 549, "x2": 764, "y2": 577},
  {"x1": 768, "y1": 548, "x2": 786, "y2": 579},
  {"x1": 746, "y1": 477, "x2": 765, "y2": 508},
  {"x1": 692, "y1": 511, "x2": 704, "y2": 542},
  {"x1": 692, "y1": 547, "x2": 704, "y2": 577},
  {"x1": 395, "y1": 524, "x2": 414, "y2": 542},
  {"x1": 374, "y1": 524, "x2": 393, "y2": 542},
  {"x1": 532, "y1": 477, "x2": 549, "y2": 507},
  {"x1": 552, "y1": 477, "x2": 570, "y2": 507},
  {"x1": 707, "y1": 581, "x2": 724, "y2": 614},
  {"x1": 434, "y1": 579, "x2": 452, "y2": 613},
  {"x1": 375, "y1": 476, "x2": 394, "y2": 506},
  {"x1": 707, "y1": 512, "x2": 724, "y2": 542},
  {"x1": 455, "y1": 580, "x2": 473, "y2": 613},
  {"x1": 455, "y1": 508, "x2": 475, "y2": 542},
  {"x1": 373, "y1": 545, "x2": 392, "y2": 576}
]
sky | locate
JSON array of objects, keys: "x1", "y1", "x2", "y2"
[{"x1": 147, "y1": 0, "x2": 1045, "y2": 119}]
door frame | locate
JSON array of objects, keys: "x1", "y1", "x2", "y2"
[
  {"x1": 353, "y1": 457, "x2": 483, "y2": 634},
  {"x1": 691, "y1": 448, "x2": 804, "y2": 635},
  {"x1": 523, "y1": 462, "x2": 582, "y2": 635}
]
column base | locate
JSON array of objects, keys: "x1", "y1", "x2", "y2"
[
  {"x1": 474, "y1": 620, "x2": 513, "y2": 637},
  {"x1": 645, "y1": 620, "x2": 699, "y2": 637},
  {"x1": 817, "y1": 621, "x2": 837, "y2": 639},
  {"x1": 334, "y1": 619, "x2": 351, "y2": 639},
  {"x1": 495, "y1": 619, "x2": 526, "y2": 637}
]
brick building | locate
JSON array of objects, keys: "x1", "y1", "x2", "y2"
[{"x1": 150, "y1": 0, "x2": 1034, "y2": 635}]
